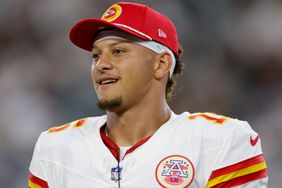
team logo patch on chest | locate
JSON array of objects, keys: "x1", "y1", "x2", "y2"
[{"x1": 155, "y1": 155, "x2": 195, "y2": 187}]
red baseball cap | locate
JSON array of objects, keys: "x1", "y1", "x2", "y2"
[{"x1": 69, "y1": 2, "x2": 179, "y2": 56}]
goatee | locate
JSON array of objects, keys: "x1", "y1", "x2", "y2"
[{"x1": 97, "y1": 96, "x2": 122, "y2": 110}]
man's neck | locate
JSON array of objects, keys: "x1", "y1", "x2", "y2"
[{"x1": 105, "y1": 102, "x2": 171, "y2": 147}]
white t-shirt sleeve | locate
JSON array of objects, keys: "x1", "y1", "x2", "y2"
[
  {"x1": 206, "y1": 120, "x2": 268, "y2": 188},
  {"x1": 29, "y1": 133, "x2": 49, "y2": 188}
]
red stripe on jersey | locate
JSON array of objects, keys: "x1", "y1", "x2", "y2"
[
  {"x1": 29, "y1": 172, "x2": 49, "y2": 188},
  {"x1": 209, "y1": 154, "x2": 265, "y2": 180},
  {"x1": 124, "y1": 134, "x2": 152, "y2": 159},
  {"x1": 100, "y1": 125, "x2": 152, "y2": 161},
  {"x1": 100, "y1": 125, "x2": 120, "y2": 160},
  {"x1": 210, "y1": 168, "x2": 267, "y2": 188}
]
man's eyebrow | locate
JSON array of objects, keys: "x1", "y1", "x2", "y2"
[{"x1": 92, "y1": 40, "x2": 133, "y2": 50}]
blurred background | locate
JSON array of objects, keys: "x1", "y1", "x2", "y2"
[{"x1": 0, "y1": 0, "x2": 281, "y2": 187}]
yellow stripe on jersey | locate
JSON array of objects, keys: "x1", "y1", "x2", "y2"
[
  {"x1": 207, "y1": 161, "x2": 267, "y2": 188},
  {"x1": 29, "y1": 179, "x2": 43, "y2": 188},
  {"x1": 28, "y1": 172, "x2": 49, "y2": 188}
]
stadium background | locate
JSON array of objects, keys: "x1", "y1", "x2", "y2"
[{"x1": 0, "y1": 0, "x2": 281, "y2": 187}]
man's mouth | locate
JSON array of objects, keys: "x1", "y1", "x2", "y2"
[
  {"x1": 99, "y1": 79, "x2": 118, "y2": 85},
  {"x1": 97, "y1": 77, "x2": 120, "y2": 88}
]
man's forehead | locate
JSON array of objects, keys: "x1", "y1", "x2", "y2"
[{"x1": 92, "y1": 38, "x2": 136, "y2": 53}]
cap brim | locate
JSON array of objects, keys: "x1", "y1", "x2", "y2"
[{"x1": 69, "y1": 18, "x2": 149, "y2": 52}]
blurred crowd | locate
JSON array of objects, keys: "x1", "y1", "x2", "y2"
[{"x1": 0, "y1": 0, "x2": 281, "y2": 187}]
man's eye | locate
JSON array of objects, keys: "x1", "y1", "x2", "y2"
[
  {"x1": 113, "y1": 48, "x2": 125, "y2": 55},
  {"x1": 92, "y1": 53, "x2": 100, "y2": 62}
]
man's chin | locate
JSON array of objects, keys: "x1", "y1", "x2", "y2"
[{"x1": 97, "y1": 96, "x2": 122, "y2": 111}]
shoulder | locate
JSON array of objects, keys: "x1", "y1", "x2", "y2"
[
  {"x1": 175, "y1": 112, "x2": 263, "y2": 160},
  {"x1": 35, "y1": 115, "x2": 106, "y2": 153},
  {"x1": 178, "y1": 112, "x2": 253, "y2": 131},
  {"x1": 45, "y1": 115, "x2": 106, "y2": 135},
  {"x1": 30, "y1": 115, "x2": 107, "y2": 178},
  {"x1": 186, "y1": 112, "x2": 240, "y2": 126},
  {"x1": 175, "y1": 112, "x2": 257, "y2": 143}
]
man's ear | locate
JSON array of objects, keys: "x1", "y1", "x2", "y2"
[{"x1": 154, "y1": 52, "x2": 172, "y2": 80}]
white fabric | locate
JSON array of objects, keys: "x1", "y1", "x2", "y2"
[
  {"x1": 29, "y1": 112, "x2": 268, "y2": 187},
  {"x1": 119, "y1": 146, "x2": 131, "y2": 160},
  {"x1": 135, "y1": 40, "x2": 176, "y2": 78}
]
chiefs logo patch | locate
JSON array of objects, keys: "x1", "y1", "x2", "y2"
[
  {"x1": 101, "y1": 4, "x2": 122, "y2": 22},
  {"x1": 156, "y1": 155, "x2": 195, "y2": 188}
]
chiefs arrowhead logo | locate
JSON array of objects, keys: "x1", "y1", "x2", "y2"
[
  {"x1": 250, "y1": 135, "x2": 260, "y2": 146},
  {"x1": 101, "y1": 4, "x2": 122, "y2": 22}
]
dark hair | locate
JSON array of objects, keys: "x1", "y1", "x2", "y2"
[{"x1": 166, "y1": 46, "x2": 184, "y2": 100}]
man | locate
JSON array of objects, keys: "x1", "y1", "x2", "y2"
[{"x1": 28, "y1": 2, "x2": 268, "y2": 188}]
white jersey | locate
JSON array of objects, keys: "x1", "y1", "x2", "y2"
[{"x1": 29, "y1": 112, "x2": 268, "y2": 188}]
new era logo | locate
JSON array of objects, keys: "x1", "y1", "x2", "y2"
[{"x1": 158, "y1": 29, "x2": 167, "y2": 38}]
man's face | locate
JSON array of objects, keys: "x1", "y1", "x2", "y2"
[{"x1": 91, "y1": 38, "x2": 158, "y2": 112}]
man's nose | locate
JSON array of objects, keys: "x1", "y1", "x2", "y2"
[{"x1": 96, "y1": 54, "x2": 113, "y2": 72}]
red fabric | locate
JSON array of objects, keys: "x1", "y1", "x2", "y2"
[
  {"x1": 29, "y1": 172, "x2": 49, "y2": 188},
  {"x1": 209, "y1": 154, "x2": 265, "y2": 180},
  {"x1": 100, "y1": 125, "x2": 120, "y2": 160},
  {"x1": 100, "y1": 125, "x2": 152, "y2": 161},
  {"x1": 69, "y1": 2, "x2": 179, "y2": 55},
  {"x1": 75, "y1": 119, "x2": 86, "y2": 127},
  {"x1": 123, "y1": 134, "x2": 151, "y2": 159}
]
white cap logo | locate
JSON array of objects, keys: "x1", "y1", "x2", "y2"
[{"x1": 158, "y1": 29, "x2": 167, "y2": 38}]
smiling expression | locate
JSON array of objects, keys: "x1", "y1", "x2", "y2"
[{"x1": 91, "y1": 38, "x2": 158, "y2": 111}]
